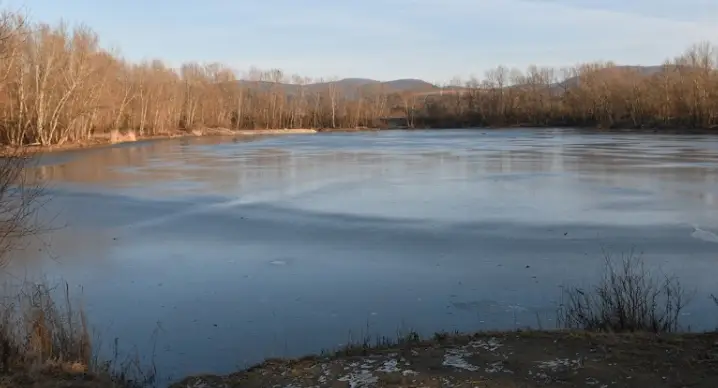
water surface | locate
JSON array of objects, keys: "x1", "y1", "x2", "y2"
[{"x1": 8, "y1": 128, "x2": 718, "y2": 379}]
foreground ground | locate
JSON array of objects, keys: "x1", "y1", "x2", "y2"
[
  {"x1": 163, "y1": 331, "x2": 718, "y2": 388},
  {"x1": 2, "y1": 332, "x2": 718, "y2": 387}
]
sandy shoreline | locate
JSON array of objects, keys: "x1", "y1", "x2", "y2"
[{"x1": 0, "y1": 128, "x2": 320, "y2": 156}]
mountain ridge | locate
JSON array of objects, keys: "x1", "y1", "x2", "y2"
[
  {"x1": 234, "y1": 65, "x2": 683, "y2": 97},
  {"x1": 235, "y1": 78, "x2": 439, "y2": 96}
]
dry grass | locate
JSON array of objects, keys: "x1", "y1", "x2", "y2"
[
  {"x1": 0, "y1": 280, "x2": 156, "y2": 388},
  {"x1": 558, "y1": 252, "x2": 689, "y2": 333},
  {"x1": 0, "y1": 282, "x2": 90, "y2": 370},
  {"x1": 109, "y1": 130, "x2": 137, "y2": 144}
]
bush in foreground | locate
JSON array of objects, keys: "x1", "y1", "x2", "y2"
[
  {"x1": 0, "y1": 282, "x2": 90, "y2": 371},
  {"x1": 0, "y1": 281, "x2": 156, "y2": 387},
  {"x1": 558, "y1": 253, "x2": 689, "y2": 333}
]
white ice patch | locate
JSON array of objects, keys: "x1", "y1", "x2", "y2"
[
  {"x1": 506, "y1": 305, "x2": 527, "y2": 312},
  {"x1": 338, "y1": 370, "x2": 378, "y2": 388},
  {"x1": 529, "y1": 369, "x2": 551, "y2": 381},
  {"x1": 376, "y1": 359, "x2": 400, "y2": 373},
  {"x1": 442, "y1": 348, "x2": 479, "y2": 371},
  {"x1": 186, "y1": 380, "x2": 213, "y2": 388},
  {"x1": 485, "y1": 361, "x2": 512, "y2": 374},
  {"x1": 691, "y1": 224, "x2": 718, "y2": 243},
  {"x1": 344, "y1": 361, "x2": 374, "y2": 371},
  {"x1": 318, "y1": 364, "x2": 331, "y2": 384},
  {"x1": 535, "y1": 357, "x2": 583, "y2": 371},
  {"x1": 468, "y1": 337, "x2": 503, "y2": 352}
]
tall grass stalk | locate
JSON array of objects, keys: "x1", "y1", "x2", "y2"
[{"x1": 0, "y1": 279, "x2": 157, "y2": 387}]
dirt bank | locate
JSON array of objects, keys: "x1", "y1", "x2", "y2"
[
  {"x1": 170, "y1": 331, "x2": 718, "y2": 388},
  {"x1": 0, "y1": 128, "x2": 318, "y2": 156}
]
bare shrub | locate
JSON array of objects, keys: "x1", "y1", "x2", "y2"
[
  {"x1": 0, "y1": 148, "x2": 44, "y2": 267},
  {"x1": 558, "y1": 252, "x2": 689, "y2": 333}
]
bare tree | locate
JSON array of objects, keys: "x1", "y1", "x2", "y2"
[
  {"x1": 0, "y1": 7, "x2": 715, "y2": 147},
  {"x1": 326, "y1": 77, "x2": 339, "y2": 129},
  {"x1": 0, "y1": 13, "x2": 44, "y2": 266}
]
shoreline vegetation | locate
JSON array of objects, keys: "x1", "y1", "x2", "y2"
[
  {"x1": 0, "y1": 127, "x2": 321, "y2": 156},
  {"x1": 0, "y1": 252, "x2": 715, "y2": 387},
  {"x1": 0, "y1": 12, "x2": 717, "y2": 153}
]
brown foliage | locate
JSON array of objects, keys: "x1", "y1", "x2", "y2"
[
  {"x1": 0, "y1": 10, "x2": 716, "y2": 147},
  {"x1": 415, "y1": 45, "x2": 718, "y2": 129},
  {"x1": 0, "y1": 11, "x2": 397, "y2": 146}
]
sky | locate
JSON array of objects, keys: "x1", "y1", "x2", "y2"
[{"x1": 4, "y1": 0, "x2": 718, "y2": 82}]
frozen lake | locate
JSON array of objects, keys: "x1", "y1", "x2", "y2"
[{"x1": 8, "y1": 128, "x2": 718, "y2": 379}]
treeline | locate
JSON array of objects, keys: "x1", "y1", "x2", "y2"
[
  {"x1": 0, "y1": 11, "x2": 717, "y2": 147},
  {"x1": 396, "y1": 44, "x2": 718, "y2": 130},
  {"x1": 0, "y1": 12, "x2": 391, "y2": 146}
]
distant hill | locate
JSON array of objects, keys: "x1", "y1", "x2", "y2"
[
  {"x1": 235, "y1": 78, "x2": 438, "y2": 98},
  {"x1": 424, "y1": 65, "x2": 680, "y2": 96},
  {"x1": 232, "y1": 65, "x2": 691, "y2": 99},
  {"x1": 383, "y1": 79, "x2": 437, "y2": 91}
]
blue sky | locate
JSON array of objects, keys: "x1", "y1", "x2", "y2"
[{"x1": 5, "y1": 0, "x2": 718, "y2": 82}]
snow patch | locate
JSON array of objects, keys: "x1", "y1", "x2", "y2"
[
  {"x1": 318, "y1": 364, "x2": 331, "y2": 384},
  {"x1": 535, "y1": 357, "x2": 583, "y2": 371},
  {"x1": 338, "y1": 370, "x2": 378, "y2": 388},
  {"x1": 186, "y1": 380, "x2": 213, "y2": 388},
  {"x1": 485, "y1": 361, "x2": 512, "y2": 374},
  {"x1": 468, "y1": 337, "x2": 503, "y2": 352},
  {"x1": 442, "y1": 348, "x2": 479, "y2": 371},
  {"x1": 376, "y1": 359, "x2": 400, "y2": 373}
]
